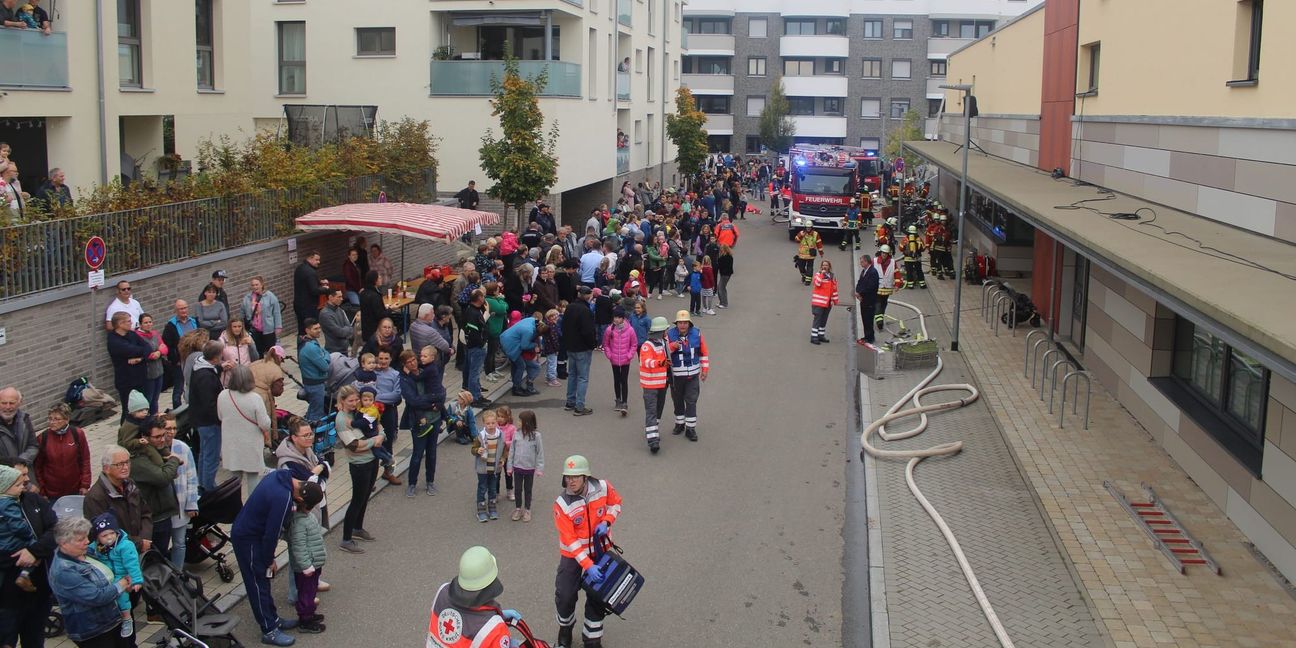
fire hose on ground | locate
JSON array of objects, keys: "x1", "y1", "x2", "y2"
[{"x1": 860, "y1": 297, "x2": 1016, "y2": 648}]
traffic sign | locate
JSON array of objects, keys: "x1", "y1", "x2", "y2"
[
  {"x1": 84, "y1": 236, "x2": 107, "y2": 270},
  {"x1": 894, "y1": 157, "x2": 905, "y2": 173}
]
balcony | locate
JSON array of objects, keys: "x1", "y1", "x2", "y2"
[
  {"x1": 790, "y1": 115, "x2": 847, "y2": 138},
  {"x1": 616, "y1": 146, "x2": 630, "y2": 175},
  {"x1": 617, "y1": 0, "x2": 632, "y2": 27},
  {"x1": 703, "y1": 113, "x2": 733, "y2": 135},
  {"x1": 684, "y1": 33, "x2": 734, "y2": 56},
  {"x1": 927, "y1": 77, "x2": 948, "y2": 99},
  {"x1": 429, "y1": 60, "x2": 581, "y2": 97},
  {"x1": 779, "y1": 0, "x2": 849, "y2": 17},
  {"x1": 616, "y1": 71, "x2": 630, "y2": 101},
  {"x1": 0, "y1": 29, "x2": 69, "y2": 89},
  {"x1": 927, "y1": 37, "x2": 975, "y2": 59},
  {"x1": 783, "y1": 76, "x2": 847, "y2": 98},
  {"x1": 681, "y1": 73, "x2": 734, "y2": 95},
  {"x1": 925, "y1": 118, "x2": 940, "y2": 141},
  {"x1": 780, "y1": 35, "x2": 847, "y2": 58}
]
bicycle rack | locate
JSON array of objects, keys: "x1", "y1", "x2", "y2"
[
  {"x1": 1047, "y1": 359, "x2": 1076, "y2": 412},
  {"x1": 1060, "y1": 370, "x2": 1093, "y2": 429},
  {"x1": 994, "y1": 297, "x2": 1018, "y2": 337},
  {"x1": 1038, "y1": 348, "x2": 1061, "y2": 396},
  {"x1": 1024, "y1": 330, "x2": 1047, "y2": 377},
  {"x1": 981, "y1": 280, "x2": 1003, "y2": 322},
  {"x1": 992, "y1": 293, "x2": 1008, "y2": 334},
  {"x1": 1028, "y1": 339, "x2": 1052, "y2": 388}
]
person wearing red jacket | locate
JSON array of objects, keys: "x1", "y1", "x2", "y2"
[
  {"x1": 34, "y1": 402, "x2": 91, "y2": 500},
  {"x1": 638, "y1": 317, "x2": 671, "y2": 454},
  {"x1": 553, "y1": 455, "x2": 622, "y2": 648},
  {"x1": 810, "y1": 260, "x2": 840, "y2": 344}
]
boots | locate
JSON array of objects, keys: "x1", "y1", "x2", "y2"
[
  {"x1": 648, "y1": 439, "x2": 660, "y2": 454},
  {"x1": 685, "y1": 427, "x2": 698, "y2": 442},
  {"x1": 582, "y1": 637, "x2": 603, "y2": 648},
  {"x1": 557, "y1": 625, "x2": 574, "y2": 648},
  {"x1": 382, "y1": 467, "x2": 403, "y2": 485},
  {"x1": 672, "y1": 423, "x2": 685, "y2": 435}
]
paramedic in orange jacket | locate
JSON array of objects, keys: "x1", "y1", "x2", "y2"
[
  {"x1": 638, "y1": 317, "x2": 671, "y2": 455},
  {"x1": 810, "y1": 260, "x2": 840, "y2": 344},
  {"x1": 553, "y1": 455, "x2": 623, "y2": 648},
  {"x1": 427, "y1": 546, "x2": 522, "y2": 648}
]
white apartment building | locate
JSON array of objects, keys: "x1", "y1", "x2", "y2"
[{"x1": 0, "y1": 0, "x2": 682, "y2": 214}]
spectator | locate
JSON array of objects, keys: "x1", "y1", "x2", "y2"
[
  {"x1": 106, "y1": 312, "x2": 152, "y2": 422},
  {"x1": 351, "y1": 236, "x2": 370, "y2": 280},
  {"x1": 194, "y1": 283, "x2": 229, "y2": 337},
  {"x1": 219, "y1": 318, "x2": 261, "y2": 386},
  {"x1": 532, "y1": 264, "x2": 559, "y2": 315},
  {"x1": 716, "y1": 244, "x2": 735, "y2": 309},
  {"x1": 334, "y1": 386, "x2": 378, "y2": 554},
  {"x1": 0, "y1": 387, "x2": 36, "y2": 471},
  {"x1": 372, "y1": 348, "x2": 403, "y2": 485},
  {"x1": 127, "y1": 416, "x2": 183, "y2": 557},
  {"x1": 1, "y1": 162, "x2": 26, "y2": 222},
  {"x1": 116, "y1": 391, "x2": 150, "y2": 447},
  {"x1": 360, "y1": 316, "x2": 404, "y2": 359},
  {"x1": 318, "y1": 288, "x2": 354, "y2": 355},
  {"x1": 0, "y1": 0, "x2": 28, "y2": 29},
  {"x1": 242, "y1": 275, "x2": 283, "y2": 357},
  {"x1": 298, "y1": 319, "x2": 329, "y2": 422},
  {"x1": 0, "y1": 458, "x2": 57, "y2": 648},
  {"x1": 432, "y1": 306, "x2": 456, "y2": 368},
  {"x1": 455, "y1": 180, "x2": 480, "y2": 210},
  {"x1": 369, "y1": 244, "x2": 394, "y2": 289},
  {"x1": 218, "y1": 365, "x2": 272, "y2": 500},
  {"x1": 484, "y1": 283, "x2": 508, "y2": 382},
  {"x1": 188, "y1": 340, "x2": 224, "y2": 492},
  {"x1": 35, "y1": 166, "x2": 72, "y2": 208},
  {"x1": 461, "y1": 290, "x2": 490, "y2": 408},
  {"x1": 292, "y1": 251, "x2": 329, "y2": 340},
  {"x1": 48, "y1": 517, "x2": 135, "y2": 647},
  {"x1": 162, "y1": 414, "x2": 197, "y2": 570},
  {"x1": 562, "y1": 286, "x2": 598, "y2": 415},
  {"x1": 161, "y1": 299, "x2": 199, "y2": 408},
  {"x1": 177, "y1": 328, "x2": 210, "y2": 407},
  {"x1": 358, "y1": 270, "x2": 387, "y2": 344},
  {"x1": 104, "y1": 280, "x2": 143, "y2": 331},
  {"x1": 35, "y1": 402, "x2": 91, "y2": 501},
  {"x1": 249, "y1": 345, "x2": 286, "y2": 422},
  {"x1": 135, "y1": 313, "x2": 167, "y2": 413},
  {"x1": 83, "y1": 444, "x2": 152, "y2": 555},
  {"x1": 399, "y1": 347, "x2": 444, "y2": 497},
  {"x1": 501, "y1": 311, "x2": 545, "y2": 398},
  {"x1": 409, "y1": 303, "x2": 450, "y2": 359},
  {"x1": 341, "y1": 248, "x2": 362, "y2": 305},
  {"x1": 202, "y1": 269, "x2": 231, "y2": 313},
  {"x1": 274, "y1": 416, "x2": 331, "y2": 609}
]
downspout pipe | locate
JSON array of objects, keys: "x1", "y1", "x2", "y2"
[{"x1": 94, "y1": 0, "x2": 108, "y2": 185}]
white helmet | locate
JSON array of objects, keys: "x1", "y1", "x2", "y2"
[
  {"x1": 886, "y1": 217, "x2": 897, "y2": 226},
  {"x1": 878, "y1": 244, "x2": 892, "y2": 255}
]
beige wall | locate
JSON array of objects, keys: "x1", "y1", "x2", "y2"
[
  {"x1": 943, "y1": 7, "x2": 1043, "y2": 117},
  {"x1": 1077, "y1": 0, "x2": 1296, "y2": 119},
  {"x1": 939, "y1": 113, "x2": 1039, "y2": 167}
]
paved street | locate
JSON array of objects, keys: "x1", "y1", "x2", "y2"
[{"x1": 225, "y1": 217, "x2": 861, "y2": 646}]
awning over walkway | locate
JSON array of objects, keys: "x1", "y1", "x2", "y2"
[
  {"x1": 295, "y1": 203, "x2": 500, "y2": 242},
  {"x1": 904, "y1": 140, "x2": 1296, "y2": 381}
]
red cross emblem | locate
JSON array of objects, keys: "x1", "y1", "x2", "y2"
[
  {"x1": 567, "y1": 460, "x2": 576, "y2": 468},
  {"x1": 442, "y1": 617, "x2": 456, "y2": 636},
  {"x1": 436, "y1": 608, "x2": 463, "y2": 643}
]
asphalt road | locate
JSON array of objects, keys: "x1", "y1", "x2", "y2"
[{"x1": 230, "y1": 217, "x2": 861, "y2": 646}]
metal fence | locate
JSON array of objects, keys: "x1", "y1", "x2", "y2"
[{"x1": 0, "y1": 175, "x2": 386, "y2": 300}]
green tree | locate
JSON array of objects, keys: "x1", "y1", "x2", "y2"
[
  {"x1": 665, "y1": 87, "x2": 709, "y2": 181},
  {"x1": 479, "y1": 55, "x2": 560, "y2": 229},
  {"x1": 759, "y1": 76, "x2": 795, "y2": 155},
  {"x1": 885, "y1": 108, "x2": 924, "y2": 158}
]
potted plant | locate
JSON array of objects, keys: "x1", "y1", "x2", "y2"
[{"x1": 433, "y1": 45, "x2": 455, "y2": 61}]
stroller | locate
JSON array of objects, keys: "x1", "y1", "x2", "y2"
[
  {"x1": 185, "y1": 477, "x2": 242, "y2": 583},
  {"x1": 140, "y1": 551, "x2": 245, "y2": 647}
]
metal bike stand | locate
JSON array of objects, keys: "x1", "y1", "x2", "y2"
[
  {"x1": 1047, "y1": 359, "x2": 1075, "y2": 412},
  {"x1": 981, "y1": 280, "x2": 1001, "y2": 321},
  {"x1": 1024, "y1": 330, "x2": 1047, "y2": 377},
  {"x1": 1038, "y1": 348, "x2": 1061, "y2": 398},
  {"x1": 1060, "y1": 370, "x2": 1093, "y2": 429},
  {"x1": 1029, "y1": 340, "x2": 1052, "y2": 388},
  {"x1": 992, "y1": 293, "x2": 1012, "y2": 336}
]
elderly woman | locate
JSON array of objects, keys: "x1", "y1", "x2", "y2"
[
  {"x1": 360, "y1": 317, "x2": 404, "y2": 359},
  {"x1": 48, "y1": 516, "x2": 134, "y2": 647},
  {"x1": 249, "y1": 345, "x2": 286, "y2": 421},
  {"x1": 219, "y1": 318, "x2": 260, "y2": 386},
  {"x1": 134, "y1": 313, "x2": 168, "y2": 414},
  {"x1": 35, "y1": 403, "x2": 92, "y2": 500},
  {"x1": 217, "y1": 365, "x2": 273, "y2": 500}
]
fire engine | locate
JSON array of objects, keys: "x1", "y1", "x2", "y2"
[{"x1": 786, "y1": 144, "x2": 880, "y2": 240}]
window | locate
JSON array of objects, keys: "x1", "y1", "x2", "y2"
[
  {"x1": 1081, "y1": 42, "x2": 1100, "y2": 93},
  {"x1": 694, "y1": 17, "x2": 731, "y2": 34},
  {"x1": 118, "y1": 0, "x2": 142, "y2": 87},
  {"x1": 959, "y1": 20, "x2": 995, "y2": 38},
  {"x1": 930, "y1": 60, "x2": 947, "y2": 76},
  {"x1": 891, "y1": 59, "x2": 911, "y2": 79},
  {"x1": 746, "y1": 96, "x2": 765, "y2": 117},
  {"x1": 647, "y1": 46, "x2": 655, "y2": 100},
  {"x1": 823, "y1": 58, "x2": 844, "y2": 75},
  {"x1": 1170, "y1": 318, "x2": 1269, "y2": 453},
  {"x1": 928, "y1": 98, "x2": 942, "y2": 117},
  {"x1": 959, "y1": 21, "x2": 976, "y2": 38},
  {"x1": 277, "y1": 21, "x2": 306, "y2": 95},
  {"x1": 195, "y1": 0, "x2": 214, "y2": 89},
  {"x1": 694, "y1": 95, "x2": 730, "y2": 114},
  {"x1": 784, "y1": 19, "x2": 816, "y2": 36},
  {"x1": 1230, "y1": 0, "x2": 1263, "y2": 84},
  {"x1": 860, "y1": 137, "x2": 880, "y2": 150},
  {"x1": 863, "y1": 20, "x2": 882, "y2": 39},
  {"x1": 860, "y1": 98, "x2": 881, "y2": 118},
  {"x1": 788, "y1": 97, "x2": 815, "y2": 115},
  {"x1": 745, "y1": 135, "x2": 763, "y2": 154},
  {"x1": 634, "y1": 119, "x2": 642, "y2": 144},
  {"x1": 825, "y1": 18, "x2": 845, "y2": 35},
  {"x1": 749, "y1": 17, "x2": 767, "y2": 38},
  {"x1": 356, "y1": 27, "x2": 395, "y2": 56},
  {"x1": 893, "y1": 19, "x2": 912, "y2": 39},
  {"x1": 978, "y1": 21, "x2": 994, "y2": 37},
  {"x1": 823, "y1": 97, "x2": 843, "y2": 116},
  {"x1": 861, "y1": 57, "x2": 881, "y2": 78},
  {"x1": 673, "y1": 59, "x2": 678, "y2": 80},
  {"x1": 783, "y1": 59, "x2": 814, "y2": 76},
  {"x1": 635, "y1": 48, "x2": 642, "y2": 73},
  {"x1": 588, "y1": 28, "x2": 597, "y2": 98},
  {"x1": 747, "y1": 56, "x2": 765, "y2": 76},
  {"x1": 686, "y1": 56, "x2": 730, "y2": 74},
  {"x1": 931, "y1": 20, "x2": 950, "y2": 38},
  {"x1": 890, "y1": 98, "x2": 910, "y2": 118},
  {"x1": 648, "y1": 0, "x2": 655, "y2": 34}
]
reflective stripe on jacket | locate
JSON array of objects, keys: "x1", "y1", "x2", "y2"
[
  {"x1": 666, "y1": 326, "x2": 710, "y2": 377},
  {"x1": 811, "y1": 273, "x2": 839, "y2": 308},
  {"x1": 876, "y1": 257, "x2": 899, "y2": 296},
  {"x1": 639, "y1": 339, "x2": 669, "y2": 389},
  {"x1": 426, "y1": 582, "x2": 511, "y2": 648},
  {"x1": 554, "y1": 477, "x2": 623, "y2": 569}
]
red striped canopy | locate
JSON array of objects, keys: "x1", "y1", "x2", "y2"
[{"x1": 295, "y1": 203, "x2": 500, "y2": 242}]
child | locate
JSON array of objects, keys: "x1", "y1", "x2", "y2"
[
  {"x1": 444, "y1": 390, "x2": 476, "y2": 445},
  {"x1": 354, "y1": 387, "x2": 396, "y2": 472},
  {"x1": 352, "y1": 353, "x2": 378, "y2": 392},
  {"x1": 504, "y1": 410, "x2": 544, "y2": 522},
  {"x1": 673, "y1": 257, "x2": 689, "y2": 297},
  {"x1": 90, "y1": 512, "x2": 143, "y2": 638},
  {"x1": 602, "y1": 306, "x2": 638, "y2": 415},
  {"x1": 700, "y1": 255, "x2": 717, "y2": 315},
  {"x1": 495, "y1": 406, "x2": 517, "y2": 501},
  {"x1": 470, "y1": 411, "x2": 508, "y2": 522},
  {"x1": 688, "y1": 260, "x2": 704, "y2": 316},
  {"x1": 0, "y1": 465, "x2": 36, "y2": 593},
  {"x1": 540, "y1": 309, "x2": 562, "y2": 387},
  {"x1": 289, "y1": 493, "x2": 327, "y2": 634}
]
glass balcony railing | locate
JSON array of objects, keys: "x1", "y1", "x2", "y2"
[
  {"x1": 429, "y1": 60, "x2": 582, "y2": 97},
  {"x1": 617, "y1": 0, "x2": 632, "y2": 26},
  {"x1": 616, "y1": 146, "x2": 630, "y2": 175},
  {"x1": 616, "y1": 71, "x2": 630, "y2": 101},
  {"x1": 0, "y1": 29, "x2": 68, "y2": 88}
]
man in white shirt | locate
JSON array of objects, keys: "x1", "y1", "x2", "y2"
[{"x1": 104, "y1": 280, "x2": 144, "y2": 330}]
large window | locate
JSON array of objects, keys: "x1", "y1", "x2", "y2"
[
  {"x1": 195, "y1": 0, "x2": 214, "y2": 89},
  {"x1": 745, "y1": 135, "x2": 762, "y2": 153},
  {"x1": 959, "y1": 20, "x2": 995, "y2": 39},
  {"x1": 118, "y1": 0, "x2": 142, "y2": 87},
  {"x1": 890, "y1": 98, "x2": 910, "y2": 118},
  {"x1": 746, "y1": 96, "x2": 765, "y2": 117},
  {"x1": 891, "y1": 59, "x2": 911, "y2": 79},
  {"x1": 788, "y1": 97, "x2": 815, "y2": 115},
  {"x1": 861, "y1": 57, "x2": 881, "y2": 78},
  {"x1": 825, "y1": 18, "x2": 845, "y2": 35},
  {"x1": 928, "y1": 98, "x2": 942, "y2": 118},
  {"x1": 860, "y1": 98, "x2": 881, "y2": 118},
  {"x1": 277, "y1": 21, "x2": 306, "y2": 95},
  {"x1": 695, "y1": 95, "x2": 730, "y2": 114},
  {"x1": 930, "y1": 59, "x2": 947, "y2": 76},
  {"x1": 823, "y1": 58, "x2": 844, "y2": 75},
  {"x1": 784, "y1": 19, "x2": 816, "y2": 36},
  {"x1": 747, "y1": 56, "x2": 766, "y2": 76},
  {"x1": 823, "y1": 97, "x2": 843, "y2": 116},
  {"x1": 783, "y1": 59, "x2": 814, "y2": 76},
  {"x1": 893, "y1": 19, "x2": 913, "y2": 39},
  {"x1": 685, "y1": 56, "x2": 730, "y2": 74},
  {"x1": 1169, "y1": 318, "x2": 1270, "y2": 465},
  {"x1": 931, "y1": 20, "x2": 950, "y2": 37},
  {"x1": 356, "y1": 27, "x2": 395, "y2": 56},
  {"x1": 862, "y1": 20, "x2": 882, "y2": 39},
  {"x1": 479, "y1": 26, "x2": 561, "y2": 61},
  {"x1": 691, "y1": 17, "x2": 731, "y2": 34},
  {"x1": 748, "y1": 17, "x2": 767, "y2": 38}
]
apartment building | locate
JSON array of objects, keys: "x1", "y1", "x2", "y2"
[
  {"x1": 0, "y1": 0, "x2": 682, "y2": 216},
  {"x1": 907, "y1": 0, "x2": 1296, "y2": 582},
  {"x1": 680, "y1": 0, "x2": 1040, "y2": 155}
]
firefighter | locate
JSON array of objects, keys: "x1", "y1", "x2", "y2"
[
  {"x1": 638, "y1": 317, "x2": 671, "y2": 454},
  {"x1": 810, "y1": 260, "x2": 840, "y2": 344},
  {"x1": 928, "y1": 215, "x2": 952, "y2": 279},
  {"x1": 859, "y1": 189, "x2": 875, "y2": 225},
  {"x1": 554, "y1": 455, "x2": 623, "y2": 648},
  {"x1": 876, "y1": 217, "x2": 896, "y2": 249},
  {"x1": 874, "y1": 245, "x2": 900, "y2": 331},
  {"x1": 901, "y1": 225, "x2": 927, "y2": 289},
  {"x1": 427, "y1": 546, "x2": 523, "y2": 647},
  {"x1": 840, "y1": 199, "x2": 862, "y2": 251},
  {"x1": 794, "y1": 224, "x2": 823, "y2": 285},
  {"x1": 667, "y1": 310, "x2": 709, "y2": 441}
]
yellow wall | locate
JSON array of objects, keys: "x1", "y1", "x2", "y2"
[
  {"x1": 1077, "y1": 0, "x2": 1296, "y2": 118},
  {"x1": 944, "y1": 8, "x2": 1044, "y2": 116}
]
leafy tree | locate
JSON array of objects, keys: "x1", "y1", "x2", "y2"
[
  {"x1": 759, "y1": 76, "x2": 795, "y2": 155},
  {"x1": 665, "y1": 87, "x2": 709, "y2": 180},
  {"x1": 478, "y1": 55, "x2": 560, "y2": 230},
  {"x1": 885, "y1": 108, "x2": 925, "y2": 158}
]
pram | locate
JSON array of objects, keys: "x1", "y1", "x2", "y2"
[
  {"x1": 140, "y1": 550, "x2": 245, "y2": 647},
  {"x1": 185, "y1": 477, "x2": 242, "y2": 583}
]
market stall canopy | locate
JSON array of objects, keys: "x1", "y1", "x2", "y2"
[{"x1": 295, "y1": 202, "x2": 500, "y2": 242}]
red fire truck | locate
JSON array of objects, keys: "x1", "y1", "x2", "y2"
[{"x1": 786, "y1": 144, "x2": 877, "y2": 240}]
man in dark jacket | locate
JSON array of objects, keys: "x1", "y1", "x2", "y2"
[
  {"x1": 358, "y1": 271, "x2": 387, "y2": 343},
  {"x1": 455, "y1": 181, "x2": 480, "y2": 210},
  {"x1": 318, "y1": 288, "x2": 354, "y2": 355},
  {"x1": 562, "y1": 286, "x2": 598, "y2": 415},
  {"x1": 0, "y1": 459, "x2": 58, "y2": 648},
  {"x1": 200, "y1": 269, "x2": 231, "y2": 313},
  {"x1": 462, "y1": 290, "x2": 490, "y2": 408},
  {"x1": 853, "y1": 254, "x2": 880, "y2": 345},
  {"x1": 188, "y1": 341, "x2": 225, "y2": 492},
  {"x1": 127, "y1": 416, "x2": 183, "y2": 556},
  {"x1": 83, "y1": 444, "x2": 153, "y2": 555},
  {"x1": 0, "y1": 387, "x2": 37, "y2": 466},
  {"x1": 293, "y1": 251, "x2": 329, "y2": 338}
]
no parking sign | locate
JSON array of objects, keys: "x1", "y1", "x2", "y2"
[{"x1": 84, "y1": 236, "x2": 107, "y2": 270}]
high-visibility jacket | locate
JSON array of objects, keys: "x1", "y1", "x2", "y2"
[
  {"x1": 902, "y1": 236, "x2": 925, "y2": 261},
  {"x1": 639, "y1": 338, "x2": 669, "y2": 389},
  {"x1": 716, "y1": 220, "x2": 739, "y2": 247},
  {"x1": 796, "y1": 231, "x2": 823, "y2": 259},
  {"x1": 426, "y1": 582, "x2": 512, "y2": 648},
  {"x1": 876, "y1": 256, "x2": 900, "y2": 295},
  {"x1": 858, "y1": 192, "x2": 873, "y2": 213},
  {"x1": 666, "y1": 326, "x2": 709, "y2": 378},
  {"x1": 811, "y1": 273, "x2": 839, "y2": 308},
  {"x1": 554, "y1": 477, "x2": 623, "y2": 570},
  {"x1": 875, "y1": 223, "x2": 892, "y2": 245},
  {"x1": 928, "y1": 224, "x2": 950, "y2": 251}
]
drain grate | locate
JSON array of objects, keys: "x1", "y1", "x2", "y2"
[{"x1": 1105, "y1": 481, "x2": 1221, "y2": 576}]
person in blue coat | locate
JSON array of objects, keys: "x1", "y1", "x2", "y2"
[
  {"x1": 500, "y1": 312, "x2": 548, "y2": 398},
  {"x1": 627, "y1": 300, "x2": 651, "y2": 349}
]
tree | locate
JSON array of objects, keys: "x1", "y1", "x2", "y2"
[
  {"x1": 665, "y1": 87, "x2": 709, "y2": 181},
  {"x1": 479, "y1": 55, "x2": 560, "y2": 230},
  {"x1": 885, "y1": 108, "x2": 924, "y2": 158},
  {"x1": 759, "y1": 76, "x2": 795, "y2": 155}
]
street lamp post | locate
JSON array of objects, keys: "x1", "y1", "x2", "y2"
[{"x1": 939, "y1": 83, "x2": 974, "y2": 352}]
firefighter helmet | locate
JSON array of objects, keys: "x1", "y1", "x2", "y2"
[
  {"x1": 908, "y1": 225, "x2": 918, "y2": 234},
  {"x1": 649, "y1": 316, "x2": 670, "y2": 333},
  {"x1": 879, "y1": 244, "x2": 892, "y2": 255},
  {"x1": 674, "y1": 310, "x2": 693, "y2": 324},
  {"x1": 457, "y1": 546, "x2": 499, "y2": 592},
  {"x1": 886, "y1": 217, "x2": 897, "y2": 226},
  {"x1": 562, "y1": 455, "x2": 592, "y2": 477}
]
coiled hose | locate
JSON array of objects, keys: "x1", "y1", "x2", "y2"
[{"x1": 860, "y1": 298, "x2": 1016, "y2": 648}]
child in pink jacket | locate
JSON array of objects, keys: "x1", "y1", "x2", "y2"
[{"x1": 602, "y1": 305, "x2": 639, "y2": 415}]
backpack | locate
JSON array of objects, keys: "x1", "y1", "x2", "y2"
[{"x1": 64, "y1": 377, "x2": 90, "y2": 404}]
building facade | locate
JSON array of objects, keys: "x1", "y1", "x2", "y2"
[
  {"x1": 680, "y1": 0, "x2": 1040, "y2": 154},
  {"x1": 910, "y1": 0, "x2": 1296, "y2": 583}
]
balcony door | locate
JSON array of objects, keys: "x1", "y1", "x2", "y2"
[{"x1": 478, "y1": 26, "x2": 560, "y2": 61}]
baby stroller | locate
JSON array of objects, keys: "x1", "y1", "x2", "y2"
[
  {"x1": 140, "y1": 551, "x2": 245, "y2": 647},
  {"x1": 185, "y1": 477, "x2": 242, "y2": 583}
]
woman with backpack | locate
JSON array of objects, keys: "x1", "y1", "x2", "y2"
[{"x1": 35, "y1": 403, "x2": 91, "y2": 500}]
